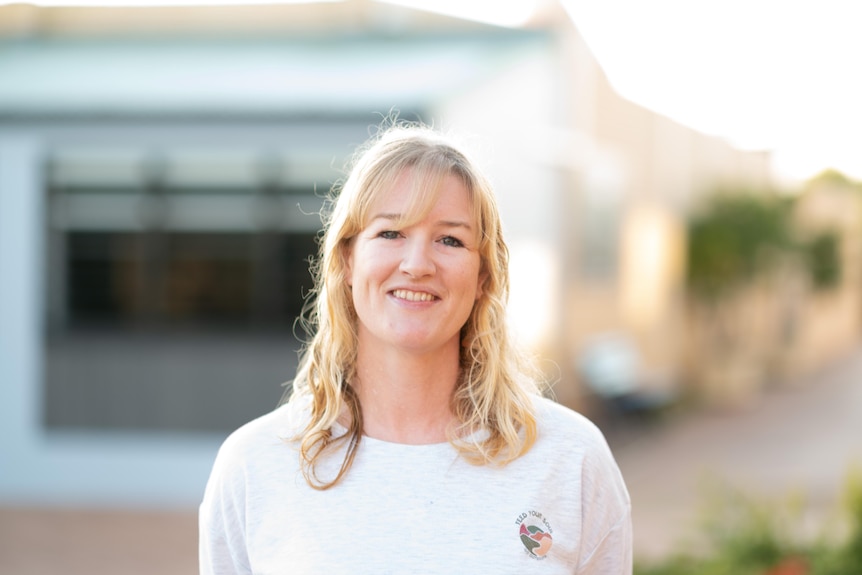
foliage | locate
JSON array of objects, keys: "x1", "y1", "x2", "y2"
[
  {"x1": 686, "y1": 192, "x2": 793, "y2": 300},
  {"x1": 808, "y1": 466, "x2": 862, "y2": 575},
  {"x1": 635, "y1": 468, "x2": 862, "y2": 575},
  {"x1": 806, "y1": 169, "x2": 860, "y2": 190},
  {"x1": 686, "y1": 190, "x2": 844, "y2": 299},
  {"x1": 803, "y1": 230, "x2": 842, "y2": 291}
]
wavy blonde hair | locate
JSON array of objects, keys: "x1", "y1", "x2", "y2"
[{"x1": 288, "y1": 122, "x2": 541, "y2": 489}]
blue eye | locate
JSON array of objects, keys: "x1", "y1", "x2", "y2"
[
  {"x1": 378, "y1": 230, "x2": 400, "y2": 240},
  {"x1": 440, "y1": 236, "x2": 464, "y2": 248}
]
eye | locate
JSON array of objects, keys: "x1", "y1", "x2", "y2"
[
  {"x1": 378, "y1": 230, "x2": 401, "y2": 240},
  {"x1": 440, "y1": 235, "x2": 464, "y2": 248}
]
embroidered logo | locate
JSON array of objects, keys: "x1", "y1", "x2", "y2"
[{"x1": 516, "y1": 510, "x2": 553, "y2": 559}]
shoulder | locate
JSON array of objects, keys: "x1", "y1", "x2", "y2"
[
  {"x1": 202, "y1": 399, "x2": 310, "y2": 510},
  {"x1": 200, "y1": 402, "x2": 310, "y2": 574},
  {"x1": 529, "y1": 394, "x2": 630, "y2": 501},
  {"x1": 529, "y1": 395, "x2": 632, "y2": 565},
  {"x1": 208, "y1": 398, "x2": 307, "y2": 475},
  {"x1": 531, "y1": 394, "x2": 608, "y2": 451}
]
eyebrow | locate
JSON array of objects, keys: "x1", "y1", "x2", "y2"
[{"x1": 370, "y1": 213, "x2": 474, "y2": 231}]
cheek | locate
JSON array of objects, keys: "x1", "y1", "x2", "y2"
[{"x1": 462, "y1": 261, "x2": 484, "y2": 303}]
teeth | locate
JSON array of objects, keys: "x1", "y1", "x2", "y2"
[{"x1": 393, "y1": 289, "x2": 436, "y2": 302}]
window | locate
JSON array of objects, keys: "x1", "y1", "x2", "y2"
[{"x1": 43, "y1": 146, "x2": 332, "y2": 433}]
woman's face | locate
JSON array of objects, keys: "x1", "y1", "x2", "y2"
[{"x1": 346, "y1": 170, "x2": 483, "y2": 357}]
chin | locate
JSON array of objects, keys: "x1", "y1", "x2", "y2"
[{"x1": 382, "y1": 330, "x2": 453, "y2": 352}]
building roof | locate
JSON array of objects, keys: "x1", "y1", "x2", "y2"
[{"x1": 0, "y1": 31, "x2": 549, "y2": 117}]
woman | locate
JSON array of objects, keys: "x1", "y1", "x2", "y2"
[{"x1": 199, "y1": 123, "x2": 632, "y2": 574}]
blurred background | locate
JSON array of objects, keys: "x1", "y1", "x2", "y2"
[{"x1": 1, "y1": 0, "x2": 861, "y2": 573}]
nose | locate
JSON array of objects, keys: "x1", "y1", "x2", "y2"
[{"x1": 399, "y1": 238, "x2": 436, "y2": 278}]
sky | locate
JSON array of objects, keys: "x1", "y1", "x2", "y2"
[
  {"x1": 394, "y1": 0, "x2": 862, "y2": 185},
  {"x1": 558, "y1": 0, "x2": 862, "y2": 185},
  {"x1": 4, "y1": 0, "x2": 859, "y2": 184}
]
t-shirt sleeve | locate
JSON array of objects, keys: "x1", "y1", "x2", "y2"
[
  {"x1": 575, "y1": 509, "x2": 632, "y2": 574},
  {"x1": 575, "y1": 428, "x2": 633, "y2": 575},
  {"x1": 199, "y1": 437, "x2": 253, "y2": 575}
]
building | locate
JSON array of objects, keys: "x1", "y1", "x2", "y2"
[{"x1": 0, "y1": 0, "x2": 771, "y2": 507}]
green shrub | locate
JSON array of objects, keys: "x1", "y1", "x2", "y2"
[
  {"x1": 808, "y1": 466, "x2": 862, "y2": 575},
  {"x1": 687, "y1": 192, "x2": 793, "y2": 300},
  {"x1": 635, "y1": 468, "x2": 862, "y2": 575},
  {"x1": 803, "y1": 230, "x2": 842, "y2": 291},
  {"x1": 686, "y1": 190, "x2": 844, "y2": 299}
]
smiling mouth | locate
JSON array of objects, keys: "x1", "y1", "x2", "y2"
[{"x1": 392, "y1": 289, "x2": 437, "y2": 302}]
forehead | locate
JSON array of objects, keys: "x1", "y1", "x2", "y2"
[{"x1": 365, "y1": 168, "x2": 477, "y2": 227}]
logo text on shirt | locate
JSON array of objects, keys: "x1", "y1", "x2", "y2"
[{"x1": 516, "y1": 510, "x2": 553, "y2": 559}]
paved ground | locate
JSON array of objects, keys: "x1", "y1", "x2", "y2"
[
  {"x1": 2, "y1": 344, "x2": 861, "y2": 573},
  {"x1": 0, "y1": 507, "x2": 198, "y2": 575},
  {"x1": 612, "y1": 344, "x2": 862, "y2": 562}
]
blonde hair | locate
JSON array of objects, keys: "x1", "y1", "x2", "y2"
[{"x1": 288, "y1": 122, "x2": 540, "y2": 489}]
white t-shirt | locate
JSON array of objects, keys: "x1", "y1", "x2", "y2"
[{"x1": 199, "y1": 395, "x2": 632, "y2": 574}]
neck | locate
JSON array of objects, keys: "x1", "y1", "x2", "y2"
[{"x1": 353, "y1": 342, "x2": 461, "y2": 444}]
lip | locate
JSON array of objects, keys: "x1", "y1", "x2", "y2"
[{"x1": 388, "y1": 287, "x2": 440, "y2": 303}]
